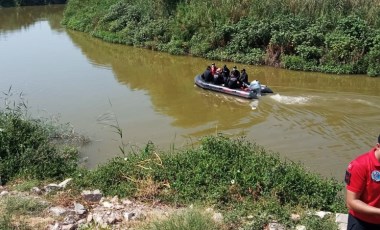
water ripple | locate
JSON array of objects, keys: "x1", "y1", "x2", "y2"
[{"x1": 269, "y1": 94, "x2": 311, "y2": 105}]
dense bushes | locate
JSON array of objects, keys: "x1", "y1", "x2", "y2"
[
  {"x1": 70, "y1": 135, "x2": 345, "y2": 228},
  {"x1": 72, "y1": 135, "x2": 345, "y2": 213},
  {"x1": 0, "y1": 103, "x2": 78, "y2": 184},
  {"x1": 62, "y1": 0, "x2": 380, "y2": 76}
]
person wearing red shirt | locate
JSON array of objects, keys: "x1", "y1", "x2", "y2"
[
  {"x1": 346, "y1": 134, "x2": 380, "y2": 229},
  {"x1": 210, "y1": 63, "x2": 218, "y2": 76}
]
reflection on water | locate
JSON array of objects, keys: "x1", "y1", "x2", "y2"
[{"x1": 1, "y1": 5, "x2": 379, "y2": 179}]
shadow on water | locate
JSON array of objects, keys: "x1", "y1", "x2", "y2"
[{"x1": 0, "y1": 5, "x2": 65, "y2": 32}]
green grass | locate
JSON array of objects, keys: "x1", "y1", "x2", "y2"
[
  {"x1": 1, "y1": 196, "x2": 47, "y2": 216},
  {"x1": 71, "y1": 135, "x2": 346, "y2": 229},
  {"x1": 141, "y1": 208, "x2": 222, "y2": 230}
]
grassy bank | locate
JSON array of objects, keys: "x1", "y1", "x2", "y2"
[
  {"x1": 0, "y1": 101, "x2": 347, "y2": 229},
  {"x1": 61, "y1": 0, "x2": 380, "y2": 76}
]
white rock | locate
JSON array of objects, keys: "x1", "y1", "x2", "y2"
[
  {"x1": 50, "y1": 206, "x2": 67, "y2": 216},
  {"x1": 102, "y1": 201, "x2": 113, "y2": 208},
  {"x1": 93, "y1": 213, "x2": 105, "y2": 225},
  {"x1": 58, "y1": 178, "x2": 73, "y2": 188},
  {"x1": 122, "y1": 199, "x2": 133, "y2": 205},
  {"x1": 74, "y1": 202, "x2": 86, "y2": 215},
  {"x1": 77, "y1": 218, "x2": 86, "y2": 225},
  {"x1": 338, "y1": 222, "x2": 348, "y2": 230},
  {"x1": 291, "y1": 214, "x2": 301, "y2": 221},
  {"x1": 0, "y1": 191, "x2": 9, "y2": 196},
  {"x1": 49, "y1": 222, "x2": 60, "y2": 230},
  {"x1": 114, "y1": 204, "x2": 124, "y2": 210},
  {"x1": 296, "y1": 225, "x2": 306, "y2": 230},
  {"x1": 247, "y1": 215, "x2": 254, "y2": 220},
  {"x1": 335, "y1": 213, "x2": 348, "y2": 224},
  {"x1": 45, "y1": 184, "x2": 61, "y2": 193},
  {"x1": 213, "y1": 213, "x2": 223, "y2": 223},
  {"x1": 205, "y1": 208, "x2": 213, "y2": 213},
  {"x1": 107, "y1": 212, "x2": 117, "y2": 224},
  {"x1": 86, "y1": 213, "x2": 93, "y2": 223},
  {"x1": 314, "y1": 211, "x2": 331, "y2": 218},
  {"x1": 111, "y1": 195, "x2": 119, "y2": 203},
  {"x1": 267, "y1": 222, "x2": 286, "y2": 230},
  {"x1": 81, "y1": 189, "x2": 103, "y2": 202},
  {"x1": 123, "y1": 212, "x2": 135, "y2": 221},
  {"x1": 31, "y1": 187, "x2": 42, "y2": 195},
  {"x1": 61, "y1": 224, "x2": 77, "y2": 230}
]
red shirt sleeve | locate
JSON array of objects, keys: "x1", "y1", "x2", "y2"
[{"x1": 346, "y1": 160, "x2": 366, "y2": 194}]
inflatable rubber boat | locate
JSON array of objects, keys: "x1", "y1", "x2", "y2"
[{"x1": 194, "y1": 75, "x2": 273, "y2": 99}]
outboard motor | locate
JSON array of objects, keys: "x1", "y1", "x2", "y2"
[{"x1": 249, "y1": 80, "x2": 262, "y2": 98}]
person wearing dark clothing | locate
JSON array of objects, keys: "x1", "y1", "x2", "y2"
[
  {"x1": 201, "y1": 66, "x2": 213, "y2": 82},
  {"x1": 229, "y1": 66, "x2": 241, "y2": 88},
  {"x1": 222, "y1": 65, "x2": 230, "y2": 84},
  {"x1": 213, "y1": 68, "x2": 224, "y2": 85},
  {"x1": 227, "y1": 74, "x2": 239, "y2": 89},
  {"x1": 239, "y1": 69, "x2": 249, "y2": 85},
  {"x1": 231, "y1": 66, "x2": 240, "y2": 78}
]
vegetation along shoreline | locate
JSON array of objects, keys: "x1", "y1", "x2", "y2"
[
  {"x1": 2, "y1": 1, "x2": 380, "y2": 76},
  {"x1": 0, "y1": 99, "x2": 348, "y2": 229},
  {"x1": 60, "y1": 0, "x2": 380, "y2": 77}
]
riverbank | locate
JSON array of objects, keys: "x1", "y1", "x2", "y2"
[
  {"x1": 0, "y1": 105, "x2": 348, "y2": 229},
  {"x1": 0, "y1": 178, "x2": 349, "y2": 230},
  {"x1": 61, "y1": 0, "x2": 380, "y2": 76}
]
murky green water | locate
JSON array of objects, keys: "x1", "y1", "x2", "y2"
[{"x1": 1, "y1": 5, "x2": 379, "y2": 179}]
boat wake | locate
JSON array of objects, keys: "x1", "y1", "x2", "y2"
[{"x1": 269, "y1": 94, "x2": 311, "y2": 105}]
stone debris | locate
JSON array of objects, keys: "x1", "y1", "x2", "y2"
[
  {"x1": 0, "y1": 178, "x2": 351, "y2": 230},
  {"x1": 314, "y1": 210, "x2": 332, "y2": 218},
  {"x1": 49, "y1": 206, "x2": 67, "y2": 216},
  {"x1": 265, "y1": 222, "x2": 286, "y2": 230},
  {"x1": 336, "y1": 213, "x2": 348, "y2": 230},
  {"x1": 296, "y1": 225, "x2": 306, "y2": 230},
  {"x1": 0, "y1": 190, "x2": 9, "y2": 196},
  {"x1": 81, "y1": 189, "x2": 103, "y2": 202},
  {"x1": 58, "y1": 178, "x2": 73, "y2": 188}
]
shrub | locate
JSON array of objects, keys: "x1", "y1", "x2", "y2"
[{"x1": 0, "y1": 98, "x2": 79, "y2": 184}]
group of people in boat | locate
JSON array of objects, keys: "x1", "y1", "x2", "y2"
[{"x1": 201, "y1": 63, "x2": 262, "y2": 94}]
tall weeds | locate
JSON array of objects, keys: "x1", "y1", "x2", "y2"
[
  {"x1": 0, "y1": 90, "x2": 79, "y2": 184},
  {"x1": 62, "y1": 0, "x2": 380, "y2": 76}
]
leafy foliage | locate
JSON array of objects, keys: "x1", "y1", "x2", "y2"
[
  {"x1": 0, "y1": 96, "x2": 79, "y2": 184},
  {"x1": 74, "y1": 136, "x2": 345, "y2": 212},
  {"x1": 71, "y1": 135, "x2": 345, "y2": 228},
  {"x1": 62, "y1": 0, "x2": 380, "y2": 76}
]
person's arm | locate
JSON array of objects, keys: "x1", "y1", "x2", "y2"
[{"x1": 346, "y1": 190, "x2": 380, "y2": 215}]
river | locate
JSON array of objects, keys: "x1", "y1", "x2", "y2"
[{"x1": 1, "y1": 5, "x2": 379, "y2": 179}]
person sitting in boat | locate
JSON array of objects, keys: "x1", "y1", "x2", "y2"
[
  {"x1": 222, "y1": 65, "x2": 230, "y2": 84},
  {"x1": 238, "y1": 68, "x2": 249, "y2": 87},
  {"x1": 227, "y1": 74, "x2": 239, "y2": 89},
  {"x1": 249, "y1": 80, "x2": 262, "y2": 96},
  {"x1": 201, "y1": 66, "x2": 213, "y2": 82},
  {"x1": 211, "y1": 63, "x2": 217, "y2": 76},
  {"x1": 230, "y1": 66, "x2": 240, "y2": 79},
  {"x1": 213, "y1": 68, "x2": 224, "y2": 85}
]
